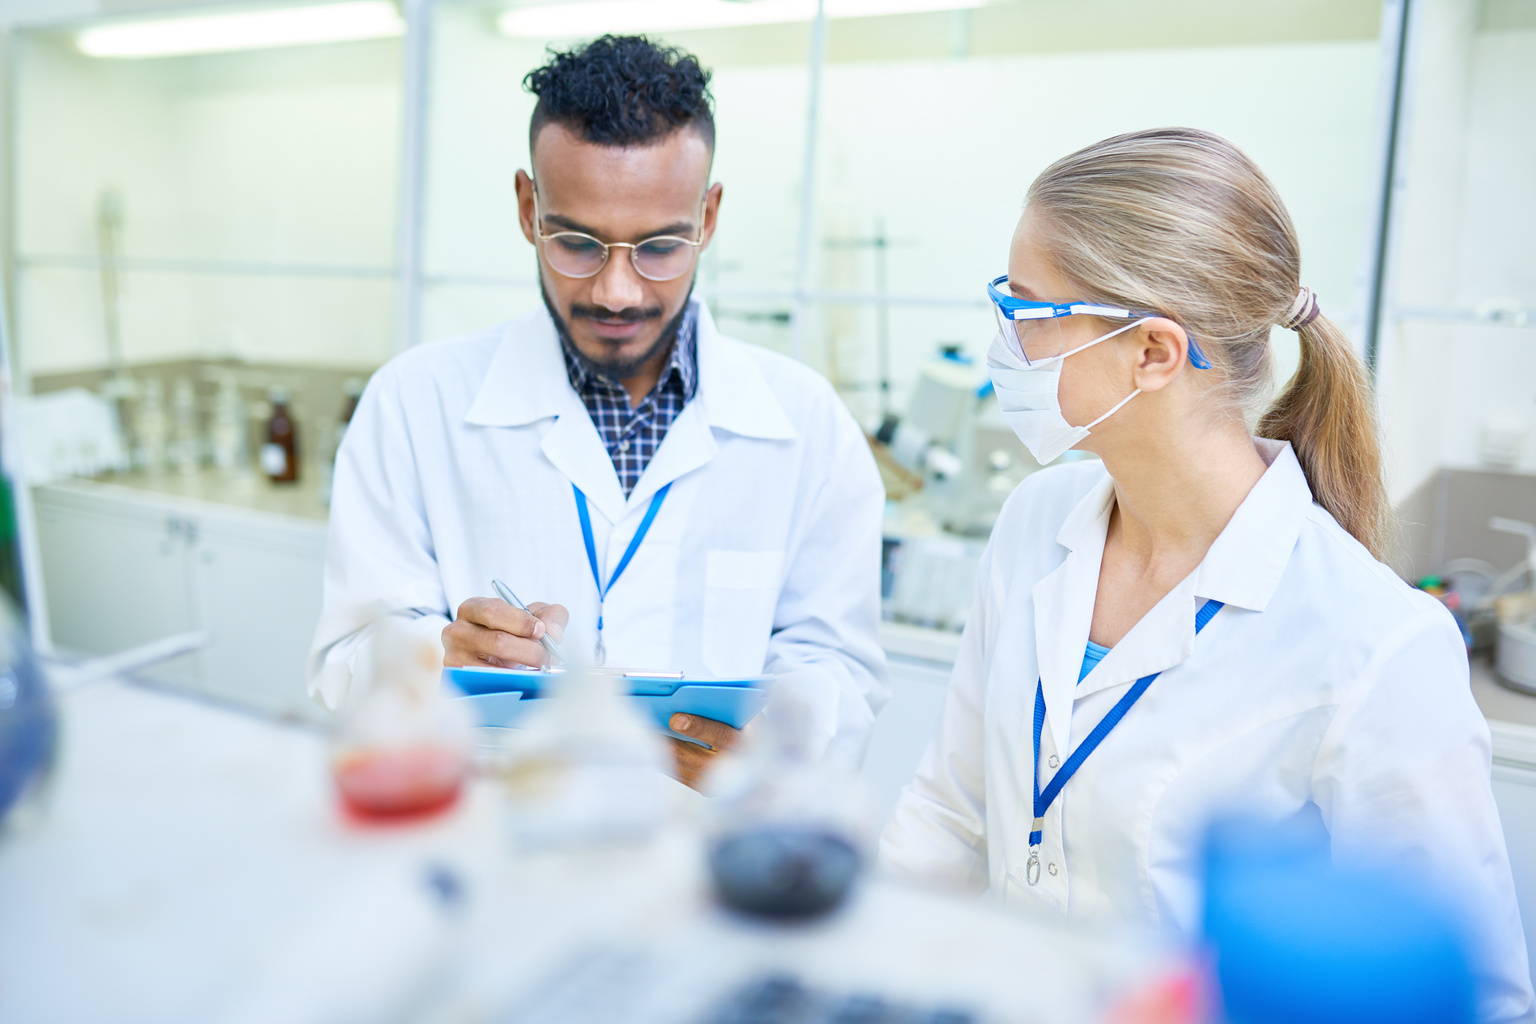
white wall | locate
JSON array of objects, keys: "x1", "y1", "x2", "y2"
[
  {"x1": 11, "y1": 30, "x2": 401, "y2": 377},
  {"x1": 1379, "y1": 10, "x2": 1536, "y2": 498}
]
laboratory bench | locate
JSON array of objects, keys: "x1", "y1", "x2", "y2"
[{"x1": 0, "y1": 677, "x2": 1169, "y2": 1024}]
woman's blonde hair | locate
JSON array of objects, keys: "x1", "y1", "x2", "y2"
[{"x1": 1027, "y1": 127, "x2": 1394, "y2": 560}]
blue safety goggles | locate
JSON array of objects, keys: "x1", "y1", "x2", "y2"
[{"x1": 987, "y1": 274, "x2": 1212, "y2": 369}]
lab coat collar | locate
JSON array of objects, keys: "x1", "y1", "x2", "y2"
[
  {"x1": 463, "y1": 299, "x2": 796, "y2": 524},
  {"x1": 1031, "y1": 440, "x2": 1313, "y2": 759},
  {"x1": 692, "y1": 301, "x2": 798, "y2": 442}
]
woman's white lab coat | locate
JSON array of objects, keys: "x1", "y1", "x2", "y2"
[
  {"x1": 879, "y1": 440, "x2": 1534, "y2": 1023},
  {"x1": 308, "y1": 301, "x2": 888, "y2": 764}
]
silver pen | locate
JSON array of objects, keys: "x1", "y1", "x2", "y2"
[{"x1": 491, "y1": 578, "x2": 564, "y2": 666}]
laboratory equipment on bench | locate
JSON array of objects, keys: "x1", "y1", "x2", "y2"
[
  {"x1": 209, "y1": 372, "x2": 246, "y2": 476},
  {"x1": 318, "y1": 377, "x2": 364, "y2": 505},
  {"x1": 261, "y1": 386, "x2": 298, "y2": 483},
  {"x1": 874, "y1": 345, "x2": 1034, "y2": 538},
  {"x1": 170, "y1": 377, "x2": 199, "y2": 476},
  {"x1": 136, "y1": 377, "x2": 168, "y2": 475},
  {"x1": 330, "y1": 621, "x2": 473, "y2": 821},
  {"x1": 705, "y1": 690, "x2": 872, "y2": 919},
  {"x1": 1491, "y1": 516, "x2": 1536, "y2": 693}
]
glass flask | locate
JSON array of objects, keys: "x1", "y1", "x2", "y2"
[
  {"x1": 705, "y1": 687, "x2": 873, "y2": 919},
  {"x1": 496, "y1": 665, "x2": 668, "y2": 851},
  {"x1": 330, "y1": 621, "x2": 473, "y2": 821},
  {"x1": 0, "y1": 593, "x2": 56, "y2": 834}
]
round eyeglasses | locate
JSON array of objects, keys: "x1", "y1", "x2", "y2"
[{"x1": 533, "y1": 188, "x2": 705, "y2": 282}]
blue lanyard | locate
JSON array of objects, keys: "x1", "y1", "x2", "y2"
[
  {"x1": 1026, "y1": 598, "x2": 1224, "y2": 885},
  {"x1": 573, "y1": 482, "x2": 671, "y2": 666}
]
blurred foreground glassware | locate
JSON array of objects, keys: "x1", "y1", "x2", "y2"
[
  {"x1": 0, "y1": 593, "x2": 56, "y2": 834},
  {"x1": 1201, "y1": 818, "x2": 1474, "y2": 1024},
  {"x1": 330, "y1": 621, "x2": 473, "y2": 821},
  {"x1": 705, "y1": 689, "x2": 872, "y2": 919},
  {"x1": 496, "y1": 664, "x2": 667, "y2": 851}
]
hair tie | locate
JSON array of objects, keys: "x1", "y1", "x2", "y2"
[{"x1": 1279, "y1": 287, "x2": 1321, "y2": 331}]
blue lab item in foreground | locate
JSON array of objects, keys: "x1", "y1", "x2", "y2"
[
  {"x1": 1202, "y1": 818, "x2": 1475, "y2": 1024},
  {"x1": 0, "y1": 595, "x2": 56, "y2": 827},
  {"x1": 442, "y1": 667, "x2": 769, "y2": 744}
]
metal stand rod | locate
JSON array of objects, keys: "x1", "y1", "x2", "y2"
[
  {"x1": 1363, "y1": 0, "x2": 1413, "y2": 377},
  {"x1": 789, "y1": 0, "x2": 828, "y2": 363},
  {"x1": 394, "y1": 0, "x2": 433, "y2": 354}
]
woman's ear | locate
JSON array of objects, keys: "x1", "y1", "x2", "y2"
[{"x1": 1130, "y1": 317, "x2": 1190, "y2": 393}]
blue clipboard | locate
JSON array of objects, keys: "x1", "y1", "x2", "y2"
[{"x1": 443, "y1": 666, "x2": 770, "y2": 745}]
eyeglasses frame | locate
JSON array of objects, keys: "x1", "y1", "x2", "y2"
[{"x1": 532, "y1": 185, "x2": 708, "y2": 283}]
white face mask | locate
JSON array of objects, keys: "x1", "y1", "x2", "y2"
[{"x1": 986, "y1": 318, "x2": 1149, "y2": 465}]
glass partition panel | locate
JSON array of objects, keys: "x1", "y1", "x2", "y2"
[
  {"x1": 1379, "y1": 1, "x2": 1536, "y2": 512},
  {"x1": 808, "y1": 0, "x2": 1387, "y2": 426}
]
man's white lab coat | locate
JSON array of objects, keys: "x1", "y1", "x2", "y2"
[
  {"x1": 880, "y1": 440, "x2": 1534, "y2": 1023},
  {"x1": 309, "y1": 301, "x2": 888, "y2": 764}
]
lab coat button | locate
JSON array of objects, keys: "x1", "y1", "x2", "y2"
[
  {"x1": 1048, "y1": 863, "x2": 1059, "y2": 876},
  {"x1": 1048, "y1": 755, "x2": 1059, "y2": 768}
]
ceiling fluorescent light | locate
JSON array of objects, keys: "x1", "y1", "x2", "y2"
[
  {"x1": 497, "y1": 0, "x2": 984, "y2": 39},
  {"x1": 77, "y1": 2, "x2": 405, "y2": 59}
]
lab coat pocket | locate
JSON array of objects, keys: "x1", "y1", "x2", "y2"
[{"x1": 701, "y1": 550, "x2": 784, "y2": 677}]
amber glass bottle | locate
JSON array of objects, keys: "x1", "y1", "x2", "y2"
[{"x1": 261, "y1": 386, "x2": 298, "y2": 484}]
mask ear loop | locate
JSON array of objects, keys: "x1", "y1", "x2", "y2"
[
  {"x1": 1048, "y1": 316, "x2": 1150, "y2": 364},
  {"x1": 1066, "y1": 317, "x2": 1152, "y2": 430},
  {"x1": 1084, "y1": 387, "x2": 1141, "y2": 429}
]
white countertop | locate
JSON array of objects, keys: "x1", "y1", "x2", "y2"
[
  {"x1": 0, "y1": 680, "x2": 1165, "y2": 1024},
  {"x1": 58, "y1": 467, "x2": 331, "y2": 523}
]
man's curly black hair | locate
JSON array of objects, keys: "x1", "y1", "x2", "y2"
[{"x1": 524, "y1": 35, "x2": 715, "y2": 152}]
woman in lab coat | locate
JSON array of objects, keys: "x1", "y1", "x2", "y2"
[{"x1": 878, "y1": 128, "x2": 1533, "y2": 1022}]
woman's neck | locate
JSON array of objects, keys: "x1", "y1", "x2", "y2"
[
  {"x1": 1101, "y1": 415, "x2": 1268, "y2": 567},
  {"x1": 1087, "y1": 415, "x2": 1266, "y2": 647}
]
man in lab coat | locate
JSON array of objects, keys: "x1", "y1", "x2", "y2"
[{"x1": 308, "y1": 35, "x2": 888, "y2": 788}]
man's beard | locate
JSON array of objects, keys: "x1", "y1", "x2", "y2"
[{"x1": 540, "y1": 271, "x2": 694, "y2": 382}]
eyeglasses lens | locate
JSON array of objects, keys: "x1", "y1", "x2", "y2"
[
  {"x1": 633, "y1": 239, "x2": 694, "y2": 282},
  {"x1": 546, "y1": 234, "x2": 607, "y2": 278},
  {"x1": 1016, "y1": 317, "x2": 1064, "y2": 365},
  {"x1": 996, "y1": 307, "x2": 1064, "y2": 365}
]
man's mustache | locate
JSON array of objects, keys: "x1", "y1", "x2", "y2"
[{"x1": 569, "y1": 303, "x2": 664, "y2": 326}]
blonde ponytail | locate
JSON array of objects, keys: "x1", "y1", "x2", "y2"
[
  {"x1": 1026, "y1": 127, "x2": 1396, "y2": 560},
  {"x1": 1257, "y1": 315, "x2": 1395, "y2": 560}
]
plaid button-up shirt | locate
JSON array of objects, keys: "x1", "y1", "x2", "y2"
[{"x1": 559, "y1": 307, "x2": 699, "y2": 497}]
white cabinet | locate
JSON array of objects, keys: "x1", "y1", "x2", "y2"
[
  {"x1": 33, "y1": 482, "x2": 328, "y2": 723},
  {"x1": 34, "y1": 490, "x2": 197, "y2": 689},
  {"x1": 862, "y1": 652, "x2": 953, "y2": 827},
  {"x1": 1492, "y1": 723, "x2": 1536, "y2": 992}
]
